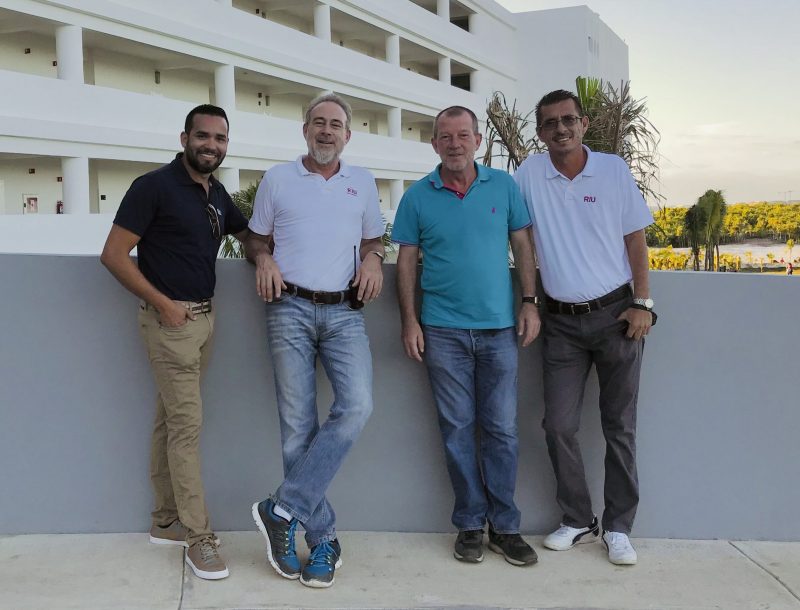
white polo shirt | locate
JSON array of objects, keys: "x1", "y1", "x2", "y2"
[
  {"x1": 514, "y1": 146, "x2": 653, "y2": 303},
  {"x1": 249, "y1": 156, "x2": 385, "y2": 291}
]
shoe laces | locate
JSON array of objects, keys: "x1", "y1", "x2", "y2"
[
  {"x1": 307, "y1": 541, "x2": 336, "y2": 569},
  {"x1": 198, "y1": 538, "x2": 220, "y2": 562},
  {"x1": 605, "y1": 532, "x2": 631, "y2": 551},
  {"x1": 277, "y1": 518, "x2": 299, "y2": 557}
]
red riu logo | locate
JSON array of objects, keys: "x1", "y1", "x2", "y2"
[
  {"x1": 346, "y1": 187, "x2": 358, "y2": 196},
  {"x1": 584, "y1": 195, "x2": 596, "y2": 203}
]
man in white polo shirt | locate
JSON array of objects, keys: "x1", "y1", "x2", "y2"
[
  {"x1": 245, "y1": 92, "x2": 385, "y2": 589},
  {"x1": 514, "y1": 89, "x2": 655, "y2": 566}
]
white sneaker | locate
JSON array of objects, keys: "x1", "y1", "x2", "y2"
[
  {"x1": 603, "y1": 531, "x2": 637, "y2": 565},
  {"x1": 543, "y1": 516, "x2": 600, "y2": 550}
]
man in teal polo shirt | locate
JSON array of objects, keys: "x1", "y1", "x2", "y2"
[{"x1": 392, "y1": 105, "x2": 539, "y2": 566}]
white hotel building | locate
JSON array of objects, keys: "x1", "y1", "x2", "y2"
[{"x1": 0, "y1": 0, "x2": 628, "y2": 253}]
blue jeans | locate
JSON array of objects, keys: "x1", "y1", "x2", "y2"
[
  {"x1": 422, "y1": 325, "x2": 521, "y2": 533},
  {"x1": 263, "y1": 295, "x2": 373, "y2": 547}
]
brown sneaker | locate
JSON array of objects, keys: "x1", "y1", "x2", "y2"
[
  {"x1": 186, "y1": 538, "x2": 229, "y2": 580},
  {"x1": 149, "y1": 521, "x2": 220, "y2": 547}
]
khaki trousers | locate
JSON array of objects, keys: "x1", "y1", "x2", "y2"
[{"x1": 138, "y1": 305, "x2": 215, "y2": 546}]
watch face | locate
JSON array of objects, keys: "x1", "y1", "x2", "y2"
[{"x1": 645, "y1": 298, "x2": 654, "y2": 309}]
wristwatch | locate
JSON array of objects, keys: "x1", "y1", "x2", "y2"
[
  {"x1": 632, "y1": 297, "x2": 654, "y2": 311},
  {"x1": 521, "y1": 295, "x2": 539, "y2": 306}
]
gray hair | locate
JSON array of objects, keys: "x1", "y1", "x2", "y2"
[{"x1": 304, "y1": 92, "x2": 352, "y2": 131}]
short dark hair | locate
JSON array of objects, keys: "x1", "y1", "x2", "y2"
[
  {"x1": 433, "y1": 106, "x2": 479, "y2": 138},
  {"x1": 535, "y1": 90, "x2": 583, "y2": 128},
  {"x1": 184, "y1": 104, "x2": 229, "y2": 135}
]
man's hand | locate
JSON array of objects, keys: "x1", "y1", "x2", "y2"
[
  {"x1": 352, "y1": 254, "x2": 383, "y2": 302},
  {"x1": 402, "y1": 320, "x2": 425, "y2": 362},
  {"x1": 618, "y1": 307, "x2": 652, "y2": 340},
  {"x1": 255, "y1": 252, "x2": 286, "y2": 302},
  {"x1": 517, "y1": 302, "x2": 541, "y2": 347},
  {"x1": 158, "y1": 300, "x2": 194, "y2": 328}
]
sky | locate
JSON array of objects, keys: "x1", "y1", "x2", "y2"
[{"x1": 495, "y1": 0, "x2": 800, "y2": 207}]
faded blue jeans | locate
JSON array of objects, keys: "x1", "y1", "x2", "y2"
[
  {"x1": 422, "y1": 325, "x2": 522, "y2": 534},
  {"x1": 263, "y1": 295, "x2": 373, "y2": 547}
]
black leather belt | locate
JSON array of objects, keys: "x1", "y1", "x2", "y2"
[
  {"x1": 545, "y1": 284, "x2": 631, "y2": 315},
  {"x1": 284, "y1": 282, "x2": 348, "y2": 305}
]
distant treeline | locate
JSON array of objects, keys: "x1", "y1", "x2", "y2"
[{"x1": 647, "y1": 203, "x2": 800, "y2": 248}]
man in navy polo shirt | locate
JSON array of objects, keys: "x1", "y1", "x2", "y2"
[
  {"x1": 101, "y1": 104, "x2": 248, "y2": 580},
  {"x1": 514, "y1": 89, "x2": 654, "y2": 566},
  {"x1": 392, "y1": 106, "x2": 539, "y2": 567}
]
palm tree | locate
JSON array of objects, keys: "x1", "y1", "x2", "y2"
[
  {"x1": 220, "y1": 181, "x2": 258, "y2": 259},
  {"x1": 483, "y1": 77, "x2": 662, "y2": 205},
  {"x1": 786, "y1": 238, "x2": 795, "y2": 261},
  {"x1": 695, "y1": 189, "x2": 726, "y2": 271},
  {"x1": 683, "y1": 205, "x2": 707, "y2": 271}
]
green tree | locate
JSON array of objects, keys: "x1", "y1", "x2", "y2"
[
  {"x1": 220, "y1": 181, "x2": 258, "y2": 259},
  {"x1": 695, "y1": 189, "x2": 726, "y2": 271},
  {"x1": 683, "y1": 205, "x2": 707, "y2": 271},
  {"x1": 787, "y1": 238, "x2": 796, "y2": 261}
]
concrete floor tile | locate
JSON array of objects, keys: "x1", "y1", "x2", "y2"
[
  {"x1": 181, "y1": 533, "x2": 800, "y2": 610},
  {"x1": 0, "y1": 533, "x2": 183, "y2": 610},
  {"x1": 732, "y1": 541, "x2": 800, "y2": 604}
]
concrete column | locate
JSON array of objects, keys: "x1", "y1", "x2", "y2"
[
  {"x1": 385, "y1": 33, "x2": 400, "y2": 66},
  {"x1": 55, "y1": 25, "x2": 83, "y2": 83},
  {"x1": 314, "y1": 3, "x2": 331, "y2": 42},
  {"x1": 390, "y1": 179, "x2": 404, "y2": 210},
  {"x1": 213, "y1": 64, "x2": 236, "y2": 114},
  {"x1": 218, "y1": 167, "x2": 240, "y2": 195},
  {"x1": 437, "y1": 0, "x2": 450, "y2": 22},
  {"x1": 470, "y1": 69, "x2": 484, "y2": 95},
  {"x1": 61, "y1": 157, "x2": 90, "y2": 215},
  {"x1": 388, "y1": 107, "x2": 402, "y2": 139},
  {"x1": 438, "y1": 56, "x2": 451, "y2": 85}
]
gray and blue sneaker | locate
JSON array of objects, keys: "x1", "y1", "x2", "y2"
[
  {"x1": 300, "y1": 539, "x2": 342, "y2": 588},
  {"x1": 252, "y1": 500, "x2": 301, "y2": 579}
]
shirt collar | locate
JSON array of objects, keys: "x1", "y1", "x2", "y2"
[
  {"x1": 427, "y1": 161, "x2": 490, "y2": 189},
  {"x1": 545, "y1": 144, "x2": 595, "y2": 179},
  {"x1": 295, "y1": 155, "x2": 351, "y2": 178}
]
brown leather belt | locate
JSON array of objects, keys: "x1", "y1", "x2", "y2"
[
  {"x1": 140, "y1": 299, "x2": 212, "y2": 314},
  {"x1": 545, "y1": 284, "x2": 631, "y2": 315},
  {"x1": 284, "y1": 282, "x2": 348, "y2": 305}
]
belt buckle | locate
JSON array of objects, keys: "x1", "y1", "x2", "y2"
[
  {"x1": 311, "y1": 291, "x2": 324, "y2": 305},
  {"x1": 571, "y1": 302, "x2": 591, "y2": 315}
]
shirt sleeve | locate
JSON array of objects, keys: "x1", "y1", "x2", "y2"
[
  {"x1": 506, "y1": 174, "x2": 532, "y2": 231},
  {"x1": 513, "y1": 160, "x2": 536, "y2": 226},
  {"x1": 390, "y1": 189, "x2": 420, "y2": 246},
  {"x1": 112, "y1": 175, "x2": 158, "y2": 237},
  {"x1": 361, "y1": 173, "x2": 385, "y2": 239},
  {"x1": 248, "y1": 171, "x2": 274, "y2": 236},
  {"x1": 222, "y1": 190, "x2": 248, "y2": 235},
  {"x1": 618, "y1": 157, "x2": 654, "y2": 234}
]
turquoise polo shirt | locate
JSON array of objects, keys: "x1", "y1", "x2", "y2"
[{"x1": 391, "y1": 163, "x2": 531, "y2": 329}]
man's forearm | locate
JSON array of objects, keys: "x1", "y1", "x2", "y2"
[
  {"x1": 101, "y1": 252, "x2": 171, "y2": 311},
  {"x1": 625, "y1": 229, "x2": 650, "y2": 298},
  {"x1": 360, "y1": 237, "x2": 385, "y2": 262},
  {"x1": 510, "y1": 228, "x2": 537, "y2": 297},
  {"x1": 396, "y1": 247, "x2": 419, "y2": 326}
]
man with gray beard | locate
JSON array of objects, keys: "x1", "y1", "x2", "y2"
[{"x1": 246, "y1": 93, "x2": 385, "y2": 589}]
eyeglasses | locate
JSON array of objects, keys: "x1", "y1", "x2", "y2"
[
  {"x1": 205, "y1": 203, "x2": 221, "y2": 241},
  {"x1": 539, "y1": 115, "x2": 583, "y2": 131}
]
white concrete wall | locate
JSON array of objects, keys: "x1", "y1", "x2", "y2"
[{"x1": 2, "y1": 258, "x2": 798, "y2": 540}]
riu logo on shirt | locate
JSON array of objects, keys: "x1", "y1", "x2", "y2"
[
  {"x1": 346, "y1": 187, "x2": 358, "y2": 197},
  {"x1": 583, "y1": 195, "x2": 597, "y2": 203}
]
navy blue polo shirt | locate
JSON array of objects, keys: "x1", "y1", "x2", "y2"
[{"x1": 113, "y1": 154, "x2": 248, "y2": 301}]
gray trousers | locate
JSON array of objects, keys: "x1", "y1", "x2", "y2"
[{"x1": 541, "y1": 295, "x2": 642, "y2": 534}]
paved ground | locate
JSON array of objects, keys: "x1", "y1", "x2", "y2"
[{"x1": 2, "y1": 531, "x2": 800, "y2": 610}]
